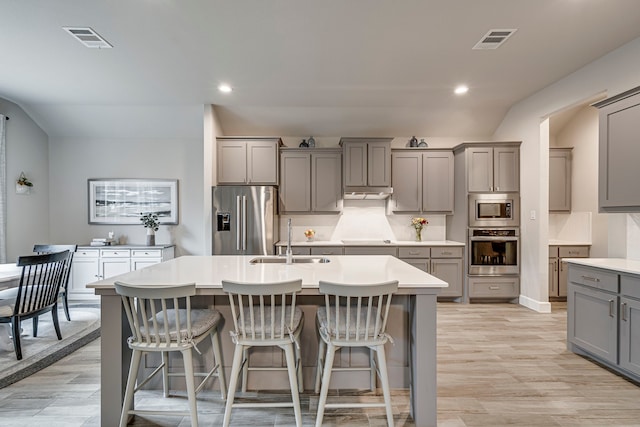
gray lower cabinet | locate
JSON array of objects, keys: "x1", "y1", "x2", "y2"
[
  {"x1": 549, "y1": 148, "x2": 572, "y2": 212},
  {"x1": 549, "y1": 245, "x2": 590, "y2": 298},
  {"x1": 310, "y1": 246, "x2": 344, "y2": 256},
  {"x1": 276, "y1": 246, "x2": 311, "y2": 256},
  {"x1": 391, "y1": 150, "x2": 454, "y2": 213},
  {"x1": 217, "y1": 137, "x2": 281, "y2": 185},
  {"x1": 398, "y1": 246, "x2": 463, "y2": 299},
  {"x1": 344, "y1": 246, "x2": 398, "y2": 256},
  {"x1": 567, "y1": 263, "x2": 640, "y2": 381},
  {"x1": 594, "y1": 86, "x2": 640, "y2": 212},
  {"x1": 467, "y1": 276, "x2": 519, "y2": 299},
  {"x1": 620, "y1": 276, "x2": 640, "y2": 376},
  {"x1": 279, "y1": 149, "x2": 342, "y2": 213},
  {"x1": 568, "y1": 281, "x2": 618, "y2": 364}
]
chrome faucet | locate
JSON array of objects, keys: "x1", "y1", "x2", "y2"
[{"x1": 286, "y1": 218, "x2": 293, "y2": 264}]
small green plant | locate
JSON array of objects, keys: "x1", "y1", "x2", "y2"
[
  {"x1": 140, "y1": 212, "x2": 160, "y2": 231},
  {"x1": 17, "y1": 172, "x2": 33, "y2": 187}
]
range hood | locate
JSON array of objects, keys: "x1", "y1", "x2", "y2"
[{"x1": 343, "y1": 187, "x2": 393, "y2": 200}]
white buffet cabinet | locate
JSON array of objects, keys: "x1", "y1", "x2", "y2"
[{"x1": 69, "y1": 245, "x2": 175, "y2": 300}]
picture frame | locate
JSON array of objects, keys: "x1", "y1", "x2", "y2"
[{"x1": 88, "y1": 179, "x2": 179, "y2": 225}]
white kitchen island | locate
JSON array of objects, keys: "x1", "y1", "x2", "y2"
[{"x1": 88, "y1": 255, "x2": 447, "y2": 426}]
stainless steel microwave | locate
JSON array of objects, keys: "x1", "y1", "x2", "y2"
[{"x1": 468, "y1": 193, "x2": 520, "y2": 227}]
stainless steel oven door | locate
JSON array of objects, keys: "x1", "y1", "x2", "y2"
[
  {"x1": 468, "y1": 229, "x2": 519, "y2": 276},
  {"x1": 468, "y1": 193, "x2": 520, "y2": 227}
]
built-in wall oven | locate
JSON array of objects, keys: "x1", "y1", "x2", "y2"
[
  {"x1": 468, "y1": 228, "x2": 519, "y2": 276},
  {"x1": 468, "y1": 193, "x2": 519, "y2": 228}
]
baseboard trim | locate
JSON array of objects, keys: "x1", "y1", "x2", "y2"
[{"x1": 519, "y1": 295, "x2": 552, "y2": 313}]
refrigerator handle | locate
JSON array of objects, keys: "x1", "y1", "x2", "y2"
[
  {"x1": 242, "y1": 196, "x2": 247, "y2": 251},
  {"x1": 236, "y1": 195, "x2": 242, "y2": 251}
]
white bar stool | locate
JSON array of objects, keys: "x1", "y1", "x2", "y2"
[
  {"x1": 114, "y1": 281, "x2": 227, "y2": 427},
  {"x1": 314, "y1": 280, "x2": 399, "y2": 427},
  {"x1": 222, "y1": 279, "x2": 304, "y2": 427}
]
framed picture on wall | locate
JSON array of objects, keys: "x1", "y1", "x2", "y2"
[{"x1": 88, "y1": 178, "x2": 179, "y2": 225}]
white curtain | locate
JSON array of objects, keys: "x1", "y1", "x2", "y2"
[{"x1": 0, "y1": 115, "x2": 6, "y2": 263}]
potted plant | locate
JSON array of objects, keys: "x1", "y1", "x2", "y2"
[
  {"x1": 411, "y1": 217, "x2": 428, "y2": 242},
  {"x1": 140, "y1": 212, "x2": 159, "y2": 246}
]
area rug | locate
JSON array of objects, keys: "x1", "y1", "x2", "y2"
[{"x1": 0, "y1": 304, "x2": 101, "y2": 388}]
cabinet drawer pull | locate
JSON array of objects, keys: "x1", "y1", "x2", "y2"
[
  {"x1": 609, "y1": 299, "x2": 615, "y2": 317},
  {"x1": 322, "y1": 252, "x2": 332, "y2": 255},
  {"x1": 622, "y1": 302, "x2": 628, "y2": 321},
  {"x1": 408, "y1": 250, "x2": 420, "y2": 255},
  {"x1": 489, "y1": 286, "x2": 500, "y2": 290},
  {"x1": 581, "y1": 275, "x2": 600, "y2": 282},
  {"x1": 441, "y1": 251, "x2": 452, "y2": 255}
]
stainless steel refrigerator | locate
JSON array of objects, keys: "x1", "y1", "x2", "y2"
[{"x1": 212, "y1": 186, "x2": 279, "y2": 255}]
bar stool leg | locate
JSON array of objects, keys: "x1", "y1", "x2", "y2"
[
  {"x1": 375, "y1": 345, "x2": 394, "y2": 427},
  {"x1": 182, "y1": 348, "x2": 199, "y2": 427},
  {"x1": 283, "y1": 343, "x2": 303, "y2": 426},
  {"x1": 315, "y1": 342, "x2": 337, "y2": 427},
  {"x1": 161, "y1": 351, "x2": 170, "y2": 397},
  {"x1": 369, "y1": 348, "x2": 376, "y2": 392},
  {"x1": 223, "y1": 343, "x2": 245, "y2": 427},
  {"x1": 211, "y1": 329, "x2": 227, "y2": 399},
  {"x1": 314, "y1": 339, "x2": 326, "y2": 393},
  {"x1": 241, "y1": 347, "x2": 249, "y2": 392},
  {"x1": 120, "y1": 350, "x2": 142, "y2": 427}
]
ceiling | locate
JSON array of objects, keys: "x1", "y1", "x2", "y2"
[{"x1": 2, "y1": 1, "x2": 640, "y2": 139}]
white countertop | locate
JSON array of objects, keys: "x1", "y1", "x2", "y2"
[
  {"x1": 549, "y1": 240, "x2": 592, "y2": 246},
  {"x1": 275, "y1": 240, "x2": 465, "y2": 247},
  {"x1": 564, "y1": 258, "x2": 640, "y2": 275},
  {"x1": 87, "y1": 255, "x2": 448, "y2": 291}
]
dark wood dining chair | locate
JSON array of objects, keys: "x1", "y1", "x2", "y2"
[
  {"x1": 33, "y1": 244, "x2": 77, "y2": 321},
  {"x1": 0, "y1": 251, "x2": 69, "y2": 360}
]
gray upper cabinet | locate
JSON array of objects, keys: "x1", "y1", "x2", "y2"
[
  {"x1": 280, "y1": 151, "x2": 311, "y2": 212},
  {"x1": 279, "y1": 149, "x2": 342, "y2": 214},
  {"x1": 549, "y1": 148, "x2": 572, "y2": 212},
  {"x1": 391, "y1": 149, "x2": 454, "y2": 213},
  {"x1": 340, "y1": 137, "x2": 392, "y2": 189},
  {"x1": 217, "y1": 137, "x2": 281, "y2": 185},
  {"x1": 423, "y1": 151, "x2": 454, "y2": 212},
  {"x1": 594, "y1": 86, "x2": 640, "y2": 212},
  {"x1": 311, "y1": 150, "x2": 342, "y2": 212},
  {"x1": 391, "y1": 151, "x2": 421, "y2": 212},
  {"x1": 467, "y1": 145, "x2": 519, "y2": 192}
]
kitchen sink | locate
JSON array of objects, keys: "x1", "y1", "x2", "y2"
[{"x1": 249, "y1": 256, "x2": 330, "y2": 264}]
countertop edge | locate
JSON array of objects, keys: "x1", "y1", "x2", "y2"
[
  {"x1": 275, "y1": 240, "x2": 465, "y2": 247},
  {"x1": 564, "y1": 258, "x2": 640, "y2": 276},
  {"x1": 77, "y1": 244, "x2": 176, "y2": 250}
]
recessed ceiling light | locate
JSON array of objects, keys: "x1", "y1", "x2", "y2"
[
  {"x1": 454, "y1": 85, "x2": 469, "y2": 95},
  {"x1": 218, "y1": 84, "x2": 232, "y2": 93}
]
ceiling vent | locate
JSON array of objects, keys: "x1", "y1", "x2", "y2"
[
  {"x1": 63, "y1": 27, "x2": 112, "y2": 49},
  {"x1": 472, "y1": 29, "x2": 517, "y2": 50}
]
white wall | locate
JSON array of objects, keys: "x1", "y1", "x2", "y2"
[
  {"x1": 551, "y1": 106, "x2": 608, "y2": 257},
  {"x1": 0, "y1": 98, "x2": 49, "y2": 261},
  {"x1": 48, "y1": 125, "x2": 206, "y2": 256},
  {"x1": 494, "y1": 36, "x2": 640, "y2": 310}
]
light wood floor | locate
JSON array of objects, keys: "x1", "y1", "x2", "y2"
[{"x1": 1, "y1": 302, "x2": 640, "y2": 426}]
